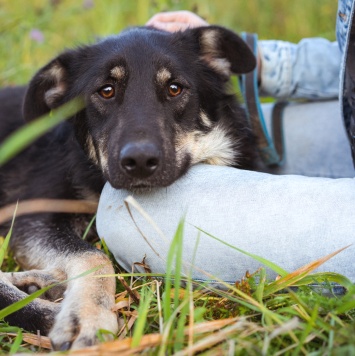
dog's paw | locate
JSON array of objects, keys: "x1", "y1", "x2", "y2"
[
  {"x1": 4, "y1": 269, "x2": 66, "y2": 301},
  {"x1": 0, "y1": 271, "x2": 61, "y2": 335},
  {"x1": 49, "y1": 303, "x2": 118, "y2": 350},
  {"x1": 48, "y1": 252, "x2": 118, "y2": 350}
]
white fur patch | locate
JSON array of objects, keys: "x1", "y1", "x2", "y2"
[
  {"x1": 176, "y1": 125, "x2": 239, "y2": 166},
  {"x1": 44, "y1": 85, "x2": 66, "y2": 107},
  {"x1": 200, "y1": 29, "x2": 232, "y2": 77},
  {"x1": 207, "y1": 58, "x2": 231, "y2": 77},
  {"x1": 199, "y1": 110, "x2": 212, "y2": 128},
  {"x1": 200, "y1": 30, "x2": 219, "y2": 54},
  {"x1": 156, "y1": 67, "x2": 172, "y2": 85},
  {"x1": 43, "y1": 64, "x2": 66, "y2": 107},
  {"x1": 110, "y1": 66, "x2": 126, "y2": 80},
  {"x1": 46, "y1": 64, "x2": 65, "y2": 82}
]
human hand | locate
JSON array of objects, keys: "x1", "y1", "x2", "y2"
[{"x1": 146, "y1": 10, "x2": 208, "y2": 32}]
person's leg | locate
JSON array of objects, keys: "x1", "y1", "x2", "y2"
[
  {"x1": 264, "y1": 100, "x2": 354, "y2": 177},
  {"x1": 97, "y1": 101, "x2": 355, "y2": 284},
  {"x1": 97, "y1": 164, "x2": 355, "y2": 284}
]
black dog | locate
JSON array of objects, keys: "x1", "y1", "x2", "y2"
[{"x1": 0, "y1": 26, "x2": 256, "y2": 350}]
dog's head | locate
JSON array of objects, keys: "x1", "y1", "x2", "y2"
[{"x1": 23, "y1": 26, "x2": 256, "y2": 190}]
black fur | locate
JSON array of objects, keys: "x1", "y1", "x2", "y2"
[{"x1": 0, "y1": 26, "x2": 256, "y2": 349}]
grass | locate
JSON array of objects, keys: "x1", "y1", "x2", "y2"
[
  {"x1": 1, "y1": 203, "x2": 354, "y2": 355},
  {"x1": 0, "y1": 0, "x2": 337, "y2": 86},
  {"x1": 0, "y1": 0, "x2": 353, "y2": 355}
]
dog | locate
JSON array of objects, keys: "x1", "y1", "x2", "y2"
[{"x1": 0, "y1": 25, "x2": 256, "y2": 350}]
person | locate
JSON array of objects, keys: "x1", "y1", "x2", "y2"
[{"x1": 96, "y1": 1, "x2": 355, "y2": 287}]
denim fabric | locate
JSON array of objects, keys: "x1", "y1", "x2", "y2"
[
  {"x1": 258, "y1": 0, "x2": 353, "y2": 101},
  {"x1": 259, "y1": 39, "x2": 341, "y2": 99},
  {"x1": 98, "y1": 163, "x2": 355, "y2": 284},
  {"x1": 337, "y1": 0, "x2": 353, "y2": 53},
  {"x1": 338, "y1": 0, "x2": 355, "y2": 140}
]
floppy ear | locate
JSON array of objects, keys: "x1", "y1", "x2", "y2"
[
  {"x1": 186, "y1": 26, "x2": 256, "y2": 77},
  {"x1": 23, "y1": 52, "x2": 74, "y2": 121}
]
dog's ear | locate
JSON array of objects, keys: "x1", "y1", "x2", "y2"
[
  {"x1": 186, "y1": 26, "x2": 256, "y2": 77},
  {"x1": 23, "y1": 52, "x2": 74, "y2": 121}
]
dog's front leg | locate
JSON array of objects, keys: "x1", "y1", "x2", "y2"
[
  {"x1": 4, "y1": 215, "x2": 118, "y2": 350},
  {"x1": 48, "y1": 250, "x2": 118, "y2": 350}
]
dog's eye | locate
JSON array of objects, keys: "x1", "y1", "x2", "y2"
[
  {"x1": 98, "y1": 85, "x2": 115, "y2": 99},
  {"x1": 168, "y1": 83, "x2": 183, "y2": 97}
]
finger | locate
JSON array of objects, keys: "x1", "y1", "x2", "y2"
[
  {"x1": 147, "y1": 21, "x2": 192, "y2": 32},
  {"x1": 147, "y1": 11, "x2": 193, "y2": 25}
]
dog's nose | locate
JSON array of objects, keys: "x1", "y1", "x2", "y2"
[{"x1": 120, "y1": 142, "x2": 160, "y2": 179}]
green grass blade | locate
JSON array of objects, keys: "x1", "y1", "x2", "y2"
[
  {"x1": 159, "y1": 300, "x2": 189, "y2": 356},
  {"x1": 254, "y1": 268, "x2": 266, "y2": 303},
  {"x1": 196, "y1": 227, "x2": 288, "y2": 276},
  {"x1": 174, "y1": 280, "x2": 192, "y2": 352},
  {"x1": 82, "y1": 214, "x2": 96, "y2": 240},
  {"x1": 0, "y1": 326, "x2": 23, "y2": 355},
  {"x1": 160, "y1": 217, "x2": 186, "y2": 354},
  {"x1": 0, "y1": 203, "x2": 18, "y2": 267},
  {"x1": 131, "y1": 285, "x2": 154, "y2": 348},
  {"x1": 263, "y1": 246, "x2": 350, "y2": 296},
  {"x1": 173, "y1": 218, "x2": 185, "y2": 310},
  {"x1": 290, "y1": 272, "x2": 352, "y2": 289},
  {"x1": 171, "y1": 218, "x2": 187, "y2": 351},
  {"x1": 0, "y1": 97, "x2": 84, "y2": 166},
  {"x1": 9, "y1": 327, "x2": 22, "y2": 354},
  {"x1": 292, "y1": 304, "x2": 318, "y2": 356},
  {"x1": 335, "y1": 299, "x2": 355, "y2": 314},
  {"x1": 163, "y1": 217, "x2": 185, "y2": 323}
]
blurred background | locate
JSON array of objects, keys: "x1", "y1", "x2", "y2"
[{"x1": 0, "y1": 0, "x2": 337, "y2": 86}]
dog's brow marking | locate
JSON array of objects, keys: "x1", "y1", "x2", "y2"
[
  {"x1": 156, "y1": 68, "x2": 172, "y2": 85},
  {"x1": 110, "y1": 66, "x2": 126, "y2": 80},
  {"x1": 176, "y1": 125, "x2": 238, "y2": 166},
  {"x1": 200, "y1": 110, "x2": 212, "y2": 128}
]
